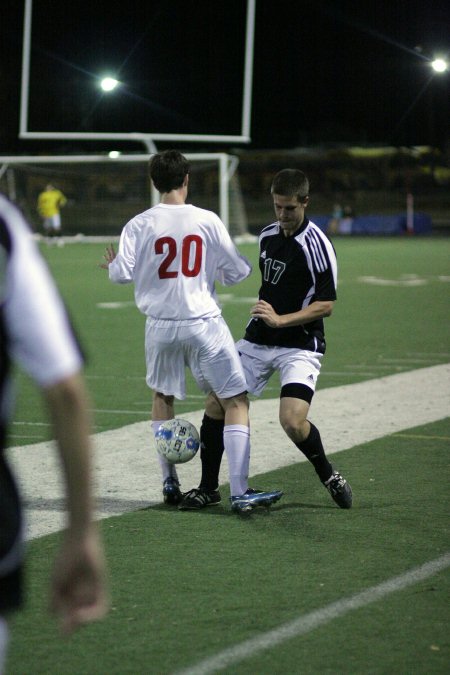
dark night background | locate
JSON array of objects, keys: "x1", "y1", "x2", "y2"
[{"x1": 1, "y1": 0, "x2": 449, "y2": 154}]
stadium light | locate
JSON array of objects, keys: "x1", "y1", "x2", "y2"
[
  {"x1": 431, "y1": 58, "x2": 448, "y2": 74},
  {"x1": 100, "y1": 77, "x2": 119, "y2": 92}
]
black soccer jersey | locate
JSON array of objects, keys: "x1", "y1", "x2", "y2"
[{"x1": 244, "y1": 218, "x2": 337, "y2": 351}]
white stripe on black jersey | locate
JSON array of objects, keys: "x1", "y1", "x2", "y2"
[{"x1": 244, "y1": 218, "x2": 337, "y2": 351}]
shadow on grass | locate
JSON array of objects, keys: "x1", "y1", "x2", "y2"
[{"x1": 24, "y1": 496, "x2": 154, "y2": 514}]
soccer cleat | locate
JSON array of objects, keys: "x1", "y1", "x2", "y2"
[
  {"x1": 178, "y1": 488, "x2": 221, "y2": 510},
  {"x1": 162, "y1": 477, "x2": 182, "y2": 505},
  {"x1": 230, "y1": 488, "x2": 283, "y2": 513},
  {"x1": 323, "y1": 471, "x2": 353, "y2": 509}
]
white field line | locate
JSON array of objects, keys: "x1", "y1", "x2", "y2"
[
  {"x1": 6, "y1": 363, "x2": 450, "y2": 541},
  {"x1": 172, "y1": 552, "x2": 450, "y2": 675},
  {"x1": 406, "y1": 352, "x2": 450, "y2": 358}
]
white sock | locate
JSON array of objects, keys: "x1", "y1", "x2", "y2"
[
  {"x1": 152, "y1": 420, "x2": 179, "y2": 483},
  {"x1": 224, "y1": 424, "x2": 250, "y2": 497}
]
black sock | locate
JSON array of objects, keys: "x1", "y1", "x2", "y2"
[
  {"x1": 295, "y1": 422, "x2": 333, "y2": 483},
  {"x1": 199, "y1": 414, "x2": 225, "y2": 492}
]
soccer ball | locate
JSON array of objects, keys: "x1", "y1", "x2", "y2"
[{"x1": 155, "y1": 418, "x2": 200, "y2": 464}]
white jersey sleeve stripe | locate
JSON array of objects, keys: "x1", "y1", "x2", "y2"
[
  {"x1": 305, "y1": 230, "x2": 327, "y2": 273},
  {"x1": 305, "y1": 233, "x2": 326, "y2": 272}
]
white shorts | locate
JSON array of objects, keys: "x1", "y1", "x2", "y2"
[
  {"x1": 236, "y1": 339, "x2": 323, "y2": 397},
  {"x1": 43, "y1": 214, "x2": 61, "y2": 232},
  {"x1": 145, "y1": 316, "x2": 247, "y2": 400}
]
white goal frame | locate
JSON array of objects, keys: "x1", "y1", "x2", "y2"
[
  {"x1": 0, "y1": 153, "x2": 240, "y2": 230},
  {"x1": 20, "y1": 0, "x2": 256, "y2": 151}
]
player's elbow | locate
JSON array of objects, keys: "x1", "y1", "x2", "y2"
[
  {"x1": 108, "y1": 269, "x2": 133, "y2": 284},
  {"x1": 322, "y1": 301, "x2": 334, "y2": 317}
]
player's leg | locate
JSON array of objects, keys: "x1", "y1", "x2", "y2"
[
  {"x1": 195, "y1": 334, "x2": 269, "y2": 495},
  {"x1": 43, "y1": 216, "x2": 52, "y2": 237},
  {"x1": 214, "y1": 340, "x2": 282, "y2": 511},
  {"x1": 182, "y1": 316, "x2": 251, "y2": 500},
  {"x1": 218, "y1": 391, "x2": 250, "y2": 498},
  {"x1": 200, "y1": 393, "x2": 225, "y2": 491},
  {"x1": 280, "y1": 383, "x2": 352, "y2": 508},
  {"x1": 180, "y1": 322, "x2": 282, "y2": 512},
  {"x1": 145, "y1": 320, "x2": 185, "y2": 504},
  {"x1": 218, "y1": 391, "x2": 282, "y2": 512},
  {"x1": 52, "y1": 213, "x2": 62, "y2": 236},
  {"x1": 279, "y1": 391, "x2": 334, "y2": 481},
  {"x1": 151, "y1": 391, "x2": 182, "y2": 504},
  {"x1": 178, "y1": 393, "x2": 224, "y2": 510},
  {"x1": 278, "y1": 351, "x2": 352, "y2": 508}
]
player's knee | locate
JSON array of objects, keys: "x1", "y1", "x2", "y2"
[
  {"x1": 279, "y1": 412, "x2": 309, "y2": 442},
  {"x1": 279, "y1": 415, "x2": 296, "y2": 438},
  {"x1": 219, "y1": 391, "x2": 249, "y2": 412},
  {"x1": 154, "y1": 391, "x2": 174, "y2": 406}
]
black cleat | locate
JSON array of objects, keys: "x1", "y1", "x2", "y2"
[
  {"x1": 323, "y1": 471, "x2": 352, "y2": 508},
  {"x1": 163, "y1": 477, "x2": 182, "y2": 505},
  {"x1": 178, "y1": 488, "x2": 221, "y2": 510}
]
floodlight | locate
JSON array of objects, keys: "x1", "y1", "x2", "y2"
[
  {"x1": 100, "y1": 77, "x2": 119, "y2": 92},
  {"x1": 431, "y1": 58, "x2": 448, "y2": 74}
]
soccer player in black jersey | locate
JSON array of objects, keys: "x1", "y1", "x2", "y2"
[{"x1": 179, "y1": 169, "x2": 352, "y2": 511}]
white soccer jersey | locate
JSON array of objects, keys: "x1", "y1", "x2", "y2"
[{"x1": 109, "y1": 203, "x2": 251, "y2": 320}]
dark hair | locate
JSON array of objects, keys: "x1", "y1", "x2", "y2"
[
  {"x1": 148, "y1": 150, "x2": 190, "y2": 193},
  {"x1": 271, "y1": 169, "x2": 309, "y2": 202}
]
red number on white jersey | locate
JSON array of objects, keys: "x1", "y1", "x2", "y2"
[{"x1": 155, "y1": 235, "x2": 203, "y2": 279}]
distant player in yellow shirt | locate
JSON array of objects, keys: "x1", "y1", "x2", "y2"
[{"x1": 37, "y1": 184, "x2": 67, "y2": 235}]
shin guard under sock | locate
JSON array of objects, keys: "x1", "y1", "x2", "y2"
[
  {"x1": 199, "y1": 414, "x2": 225, "y2": 491},
  {"x1": 296, "y1": 422, "x2": 333, "y2": 483},
  {"x1": 223, "y1": 424, "x2": 250, "y2": 497}
]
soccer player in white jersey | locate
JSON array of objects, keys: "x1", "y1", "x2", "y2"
[
  {"x1": 180, "y1": 169, "x2": 352, "y2": 511},
  {"x1": 0, "y1": 195, "x2": 108, "y2": 672},
  {"x1": 102, "y1": 150, "x2": 282, "y2": 512}
]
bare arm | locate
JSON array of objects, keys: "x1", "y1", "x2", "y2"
[
  {"x1": 250, "y1": 299, "x2": 334, "y2": 328},
  {"x1": 43, "y1": 373, "x2": 108, "y2": 634}
]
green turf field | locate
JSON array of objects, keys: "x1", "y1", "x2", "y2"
[
  {"x1": 6, "y1": 236, "x2": 450, "y2": 674},
  {"x1": 9, "y1": 236, "x2": 450, "y2": 443}
]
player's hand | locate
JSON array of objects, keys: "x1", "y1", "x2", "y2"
[
  {"x1": 49, "y1": 527, "x2": 109, "y2": 635},
  {"x1": 99, "y1": 244, "x2": 116, "y2": 269},
  {"x1": 250, "y1": 300, "x2": 282, "y2": 328}
]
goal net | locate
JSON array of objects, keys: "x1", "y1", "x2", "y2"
[{"x1": 0, "y1": 153, "x2": 249, "y2": 238}]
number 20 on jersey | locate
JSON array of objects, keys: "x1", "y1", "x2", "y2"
[{"x1": 155, "y1": 235, "x2": 202, "y2": 279}]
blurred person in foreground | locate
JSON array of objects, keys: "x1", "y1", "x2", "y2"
[
  {"x1": 0, "y1": 194, "x2": 108, "y2": 672},
  {"x1": 179, "y1": 169, "x2": 352, "y2": 511},
  {"x1": 101, "y1": 150, "x2": 282, "y2": 513}
]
